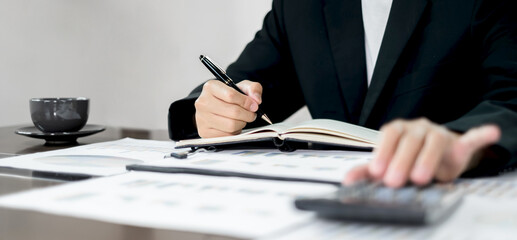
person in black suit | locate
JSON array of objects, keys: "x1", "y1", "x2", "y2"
[{"x1": 168, "y1": 0, "x2": 517, "y2": 187}]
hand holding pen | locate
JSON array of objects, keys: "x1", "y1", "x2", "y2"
[{"x1": 195, "y1": 55, "x2": 272, "y2": 138}]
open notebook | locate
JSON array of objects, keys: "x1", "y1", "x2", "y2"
[{"x1": 176, "y1": 119, "x2": 379, "y2": 151}]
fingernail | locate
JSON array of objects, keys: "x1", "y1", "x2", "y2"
[
  {"x1": 369, "y1": 159, "x2": 383, "y2": 176},
  {"x1": 342, "y1": 177, "x2": 354, "y2": 186},
  {"x1": 412, "y1": 166, "x2": 429, "y2": 180},
  {"x1": 411, "y1": 167, "x2": 431, "y2": 184},
  {"x1": 385, "y1": 170, "x2": 403, "y2": 187},
  {"x1": 253, "y1": 93, "x2": 262, "y2": 103},
  {"x1": 250, "y1": 102, "x2": 258, "y2": 112}
]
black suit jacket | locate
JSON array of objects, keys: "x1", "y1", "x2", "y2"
[{"x1": 169, "y1": 0, "x2": 517, "y2": 174}]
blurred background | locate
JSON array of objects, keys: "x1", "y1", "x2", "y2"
[{"x1": 1, "y1": 0, "x2": 309, "y2": 132}]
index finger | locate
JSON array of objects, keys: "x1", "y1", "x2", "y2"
[
  {"x1": 369, "y1": 120, "x2": 405, "y2": 178},
  {"x1": 203, "y1": 80, "x2": 258, "y2": 112},
  {"x1": 343, "y1": 164, "x2": 371, "y2": 186}
]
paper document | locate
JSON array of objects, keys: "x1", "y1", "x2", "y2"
[
  {"x1": 263, "y1": 196, "x2": 517, "y2": 240},
  {"x1": 263, "y1": 175, "x2": 517, "y2": 240},
  {"x1": 261, "y1": 218, "x2": 435, "y2": 240},
  {"x1": 0, "y1": 138, "x2": 176, "y2": 177},
  {"x1": 0, "y1": 172, "x2": 336, "y2": 239},
  {"x1": 430, "y1": 196, "x2": 517, "y2": 240},
  {"x1": 134, "y1": 149, "x2": 372, "y2": 183},
  {"x1": 454, "y1": 178, "x2": 517, "y2": 199}
]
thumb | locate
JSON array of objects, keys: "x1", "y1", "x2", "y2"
[
  {"x1": 237, "y1": 80, "x2": 263, "y2": 104},
  {"x1": 451, "y1": 125, "x2": 501, "y2": 161}
]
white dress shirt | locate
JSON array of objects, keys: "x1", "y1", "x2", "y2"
[{"x1": 361, "y1": 0, "x2": 393, "y2": 86}]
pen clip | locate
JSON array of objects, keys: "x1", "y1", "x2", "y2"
[{"x1": 164, "y1": 147, "x2": 217, "y2": 159}]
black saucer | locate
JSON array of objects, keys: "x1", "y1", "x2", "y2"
[{"x1": 15, "y1": 125, "x2": 106, "y2": 145}]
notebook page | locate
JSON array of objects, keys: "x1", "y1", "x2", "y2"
[
  {"x1": 243, "y1": 122, "x2": 293, "y2": 135},
  {"x1": 175, "y1": 123, "x2": 293, "y2": 148},
  {"x1": 285, "y1": 119, "x2": 379, "y2": 143}
]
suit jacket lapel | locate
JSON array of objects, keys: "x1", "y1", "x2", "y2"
[
  {"x1": 323, "y1": 0, "x2": 368, "y2": 124},
  {"x1": 359, "y1": 0, "x2": 429, "y2": 125}
]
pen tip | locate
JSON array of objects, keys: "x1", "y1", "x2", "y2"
[
  {"x1": 262, "y1": 114, "x2": 273, "y2": 125},
  {"x1": 199, "y1": 55, "x2": 205, "y2": 60}
]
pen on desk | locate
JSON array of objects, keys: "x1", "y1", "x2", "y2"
[
  {"x1": 199, "y1": 55, "x2": 273, "y2": 125},
  {"x1": 164, "y1": 149, "x2": 198, "y2": 159},
  {"x1": 164, "y1": 147, "x2": 217, "y2": 159}
]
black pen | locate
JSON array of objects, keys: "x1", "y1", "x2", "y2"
[{"x1": 199, "y1": 55, "x2": 273, "y2": 125}]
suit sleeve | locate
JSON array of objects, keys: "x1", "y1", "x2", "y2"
[
  {"x1": 445, "y1": 0, "x2": 517, "y2": 176},
  {"x1": 168, "y1": 0, "x2": 304, "y2": 141}
]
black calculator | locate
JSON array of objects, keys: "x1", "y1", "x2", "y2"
[{"x1": 295, "y1": 182, "x2": 463, "y2": 225}]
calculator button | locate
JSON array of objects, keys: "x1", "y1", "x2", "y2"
[
  {"x1": 394, "y1": 187, "x2": 418, "y2": 204},
  {"x1": 372, "y1": 187, "x2": 396, "y2": 202},
  {"x1": 419, "y1": 188, "x2": 444, "y2": 206}
]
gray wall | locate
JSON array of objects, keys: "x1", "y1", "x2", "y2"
[{"x1": 0, "y1": 0, "x2": 281, "y2": 130}]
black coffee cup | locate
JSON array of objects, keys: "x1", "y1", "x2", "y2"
[{"x1": 30, "y1": 98, "x2": 89, "y2": 133}]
